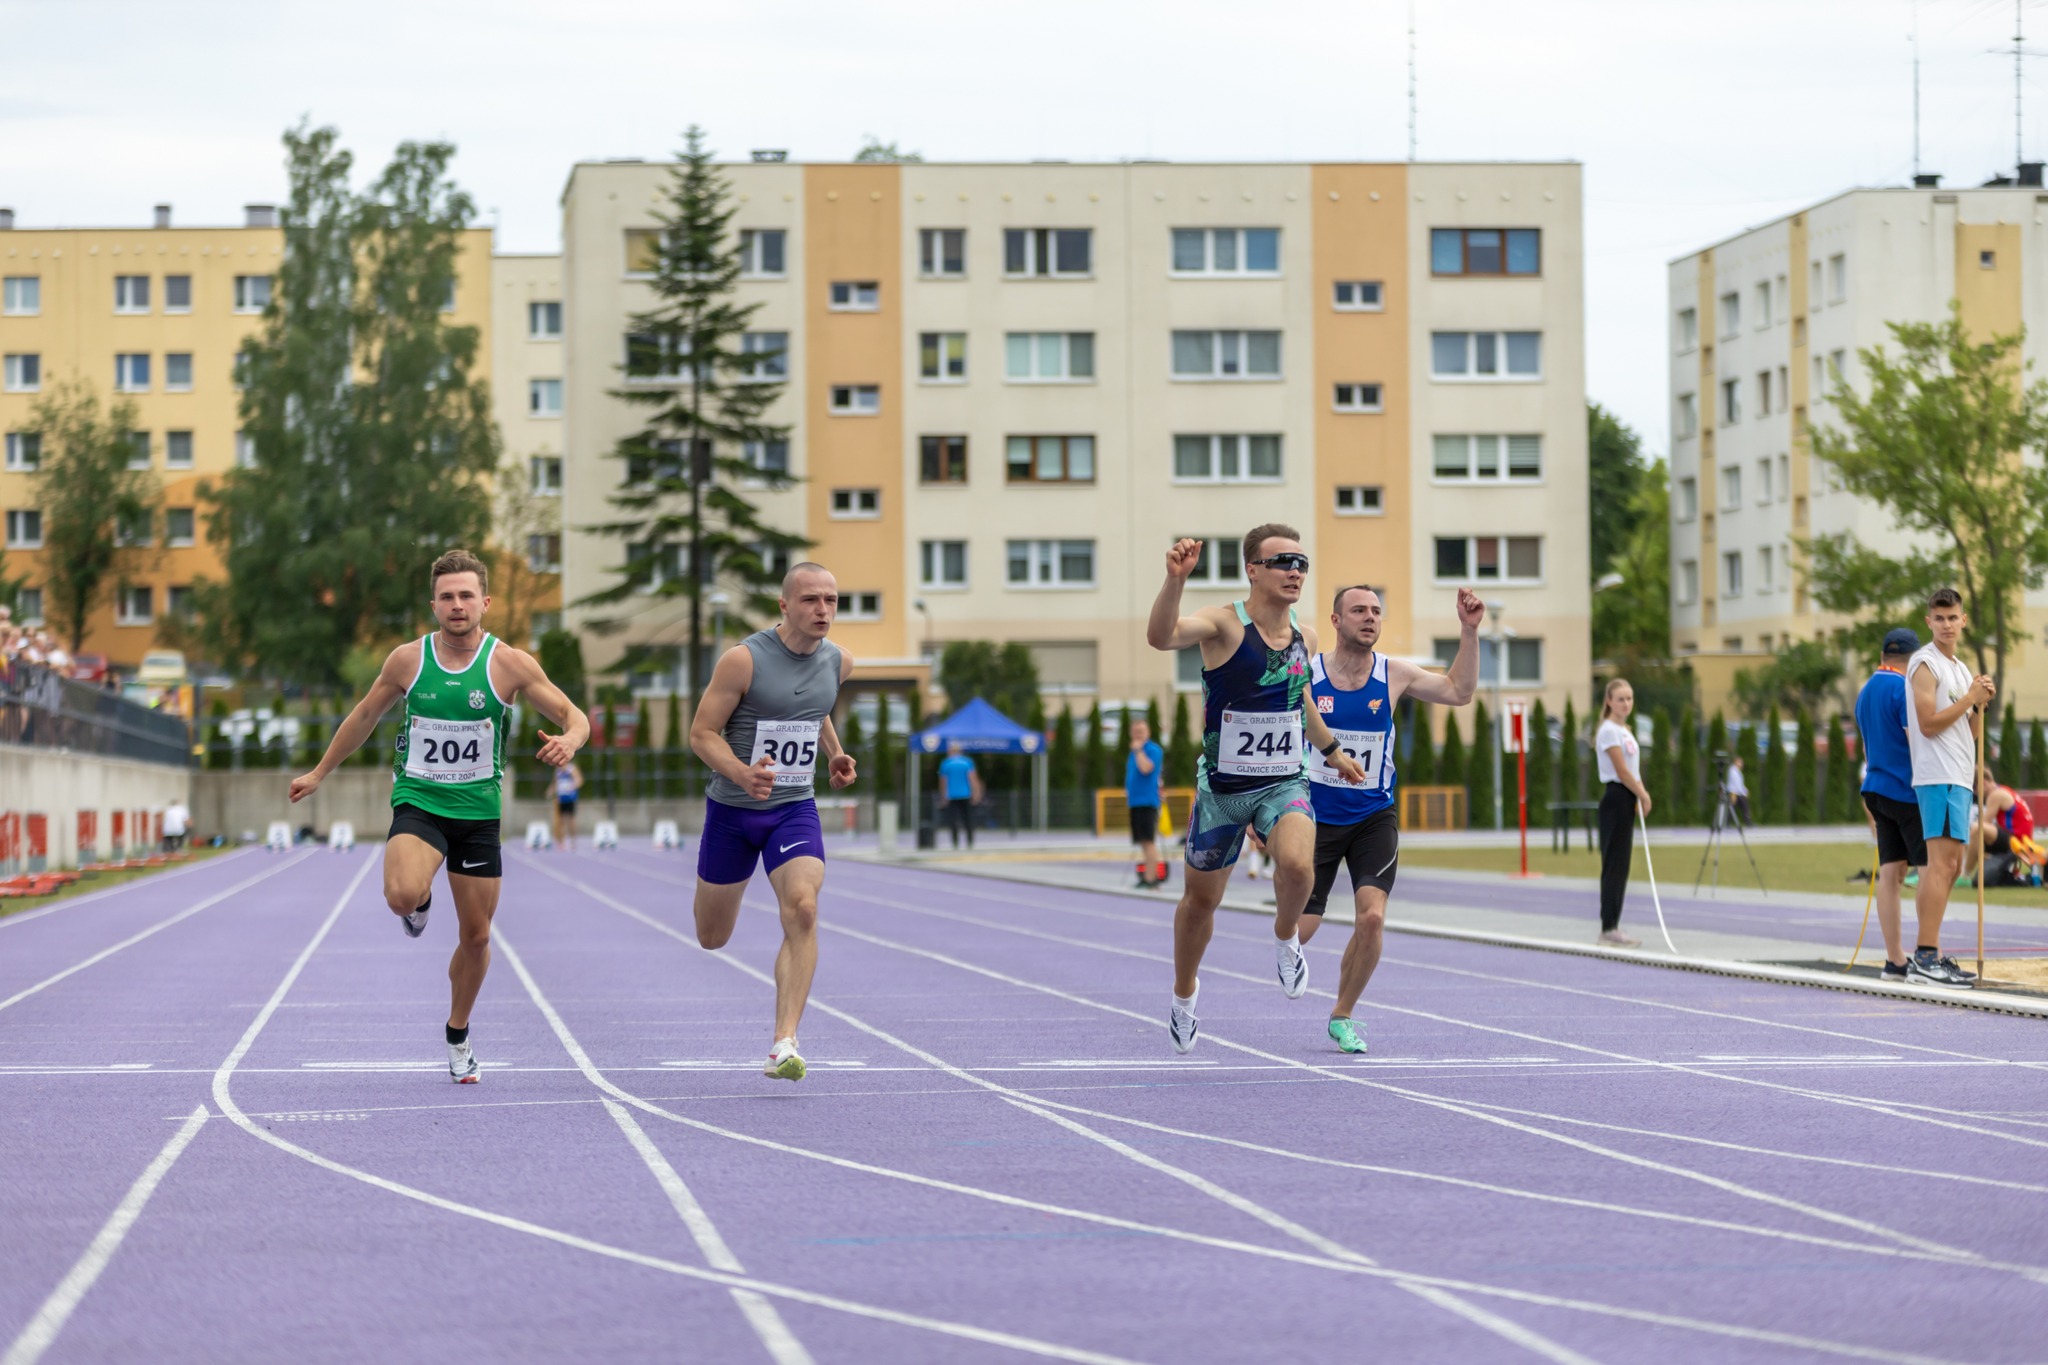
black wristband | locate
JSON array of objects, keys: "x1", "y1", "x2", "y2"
[{"x1": 1319, "y1": 738, "x2": 1341, "y2": 757}]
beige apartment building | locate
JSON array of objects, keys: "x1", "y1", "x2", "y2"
[
  {"x1": 1668, "y1": 177, "x2": 2048, "y2": 715},
  {"x1": 559, "y1": 158, "x2": 1592, "y2": 722},
  {"x1": 489, "y1": 251, "x2": 565, "y2": 644}
]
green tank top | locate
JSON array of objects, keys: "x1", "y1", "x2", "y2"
[{"x1": 390, "y1": 632, "x2": 509, "y2": 821}]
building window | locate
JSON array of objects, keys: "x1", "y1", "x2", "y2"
[
  {"x1": 739, "y1": 229, "x2": 788, "y2": 277},
  {"x1": 1755, "y1": 369, "x2": 1772, "y2": 416},
  {"x1": 120, "y1": 513, "x2": 157, "y2": 550},
  {"x1": 1720, "y1": 377, "x2": 1741, "y2": 425},
  {"x1": 2, "y1": 276, "x2": 39, "y2": 316},
  {"x1": 920, "y1": 540, "x2": 969, "y2": 589},
  {"x1": 920, "y1": 435, "x2": 967, "y2": 484},
  {"x1": 1431, "y1": 434, "x2": 1542, "y2": 482},
  {"x1": 115, "y1": 353, "x2": 151, "y2": 393},
  {"x1": 1675, "y1": 392, "x2": 1698, "y2": 439},
  {"x1": 1433, "y1": 535, "x2": 1542, "y2": 584},
  {"x1": 1003, "y1": 228, "x2": 1092, "y2": 277},
  {"x1": 1981, "y1": 249, "x2": 1998, "y2": 270},
  {"x1": 920, "y1": 332, "x2": 968, "y2": 382},
  {"x1": 1172, "y1": 330, "x2": 1281, "y2": 379},
  {"x1": 114, "y1": 274, "x2": 150, "y2": 314},
  {"x1": 116, "y1": 585, "x2": 153, "y2": 625},
  {"x1": 1173, "y1": 433, "x2": 1282, "y2": 483},
  {"x1": 236, "y1": 431, "x2": 257, "y2": 468},
  {"x1": 828, "y1": 384, "x2": 881, "y2": 415},
  {"x1": 1179, "y1": 536, "x2": 1244, "y2": 587},
  {"x1": 528, "y1": 301, "x2": 563, "y2": 338},
  {"x1": 1005, "y1": 332, "x2": 1093, "y2": 382},
  {"x1": 1333, "y1": 280, "x2": 1383, "y2": 311},
  {"x1": 3, "y1": 354, "x2": 40, "y2": 393},
  {"x1": 1678, "y1": 560, "x2": 1699, "y2": 606},
  {"x1": 166, "y1": 430, "x2": 194, "y2": 469},
  {"x1": 1723, "y1": 550, "x2": 1744, "y2": 597},
  {"x1": 234, "y1": 275, "x2": 272, "y2": 313},
  {"x1": 1430, "y1": 228, "x2": 1541, "y2": 276},
  {"x1": 833, "y1": 591, "x2": 881, "y2": 621},
  {"x1": 528, "y1": 379, "x2": 563, "y2": 417},
  {"x1": 740, "y1": 331, "x2": 788, "y2": 380},
  {"x1": 1006, "y1": 539, "x2": 1096, "y2": 588},
  {"x1": 1333, "y1": 383, "x2": 1383, "y2": 413},
  {"x1": 1676, "y1": 477, "x2": 1697, "y2": 522},
  {"x1": 623, "y1": 331, "x2": 689, "y2": 383},
  {"x1": 741, "y1": 440, "x2": 789, "y2": 476},
  {"x1": 919, "y1": 228, "x2": 966, "y2": 277},
  {"x1": 15, "y1": 586, "x2": 42, "y2": 625},
  {"x1": 627, "y1": 439, "x2": 702, "y2": 487},
  {"x1": 1676, "y1": 307, "x2": 1697, "y2": 352},
  {"x1": 1334, "y1": 485, "x2": 1384, "y2": 516},
  {"x1": 1780, "y1": 541, "x2": 1792, "y2": 590},
  {"x1": 1171, "y1": 227, "x2": 1280, "y2": 275},
  {"x1": 1753, "y1": 281, "x2": 1772, "y2": 330},
  {"x1": 1755, "y1": 458, "x2": 1773, "y2": 504},
  {"x1": 1827, "y1": 253, "x2": 1847, "y2": 304},
  {"x1": 166, "y1": 585, "x2": 194, "y2": 620},
  {"x1": 530, "y1": 456, "x2": 562, "y2": 495},
  {"x1": 163, "y1": 353, "x2": 193, "y2": 392},
  {"x1": 1720, "y1": 465, "x2": 1742, "y2": 510},
  {"x1": 526, "y1": 533, "x2": 562, "y2": 573},
  {"x1": 119, "y1": 431, "x2": 148, "y2": 470},
  {"x1": 3, "y1": 432, "x2": 39, "y2": 472},
  {"x1": 1435, "y1": 636, "x2": 1543, "y2": 685},
  {"x1": 439, "y1": 280, "x2": 457, "y2": 313},
  {"x1": 5, "y1": 509, "x2": 43, "y2": 548},
  {"x1": 1759, "y1": 544, "x2": 1775, "y2": 591},
  {"x1": 1777, "y1": 454, "x2": 1789, "y2": 502},
  {"x1": 1718, "y1": 290, "x2": 1740, "y2": 338},
  {"x1": 1429, "y1": 331, "x2": 1540, "y2": 380},
  {"x1": 623, "y1": 229, "x2": 662, "y2": 276},
  {"x1": 1006, "y1": 434, "x2": 1095, "y2": 484},
  {"x1": 626, "y1": 540, "x2": 686, "y2": 592},
  {"x1": 162, "y1": 274, "x2": 191, "y2": 313},
  {"x1": 829, "y1": 280, "x2": 880, "y2": 311},
  {"x1": 830, "y1": 487, "x2": 881, "y2": 519},
  {"x1": 166, "y1": 507, "x2": 196, "y2": 547}
]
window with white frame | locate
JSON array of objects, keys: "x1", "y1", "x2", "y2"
[
  {"x1": 1006, "y1": 539, "x2": 1096, "y2": 588},
  {"x1": 1179, "y1": 536, "x2": 1244, "y2": 587},
  {"x1": 920, "y1": 332, "x2": 968, "y2": 382},
  {"x1": 526, "y1": 533, "x2": 562, "y2": 573},
  {"x1": 626, "y1": 540, "x2": 684, "y2": 592},
  {"x1": 829, "y1": 384, "x2": 880, "y2": 414},
  {"x1": 1334, "y1": 485, "x2": 1383, "y2": 516},
  {"x1": 1720, "y1": 465, "x2": 1742, "y2": 510},
  {"x1": 116, "y1": 584, "x2": 152, "y2": 625},
  {"x1": 742, "y1": 440, "x2": 789, "y2": 476},
  {"x1": 115, "y1": 353, "x2": 150, "y2": 393},
  {"x1": 1722, "y1": 550, "x2": 1743, "y2": 597},
  {"x1": 623, "y1": 331, "x2": 687, "y2": 383},
  {"x1": 1429, "y1": 331, "x2": 1540, "y2": 380},
  {"x1": 1333, "y1": 280, "x2": 1383, "y2": 311},
  {"x1": 830, "y1": 487, "x2": 881, "y2": 519},
  {"x1": 920, "y1": 539, "x2": 969, "y2": 589},
  {"x1": 1006, "y1": 434, "x2": 1095, "y2": 484},
  {"x1": 1676, "y1": 307, "x2": 1697, "y2": 351},
  {"x1": 1172, "y1": 330, "x2": 1280, "y2": 379},
  {"x1": 114, "y1": 275, "x2": 150, "y2": 314},
  {"x1": 1759, "y1": 544, "x2": 1775, "y2": 591},
  {"x1": 1173, "y1": 433, "x2": 1282, "y2": 483},
  {"x1": 747, "y1": 541, "x2": 794, "y2": 582},
  {"x1": 438, "y1": 279, "x2": 456, "y2": 313},
  {"x1": 1755, "y1": 369, "x2": 1772, "y2": 416},
  {"x1": 121, "y1": 430, "x2": 149, "y2": 470},
  {"x1": 166, "y1": 431, "x2": 193, "y2": 470},
  {"x1": 1005, "y1": 332, "x2": 1093, "y2": 382},
  {"x1": 1827, "y1": 348, "x2": 1846, "y2": 386},
  {"x1": 1780, "y1": 541, "x2": 1791, "y2": 589},
  {"x1": 6, "y1": 509, "x2": 42, "y2": 548},
  {"x1": 4, "y1": 432, "x2": 39, "y2": 472},
  {"x1": 1809, "y1": 259, "x2": 1823, "y2": 311},
  {"x1": 830, "y1": 591, "x2": 879, "y2": 621},
  {"x1": 829, "y1": 280, "x2": 880, "y2": 311},
  {"x1": 1433, "y1": 535, "x2": 1542, "y2": 584},
  {"x1": 120, "y1": 511, "x2": 158, "y2": 548},
  {"x1": 919, "y1": 228, "x2": 966, "y2": 277},
  {"x1": 1827, "y1": 253, "x2": 1847, "y2": 304},
  {"x1": 1776, "y1": 454, "x2": 1789, "y2": 501},
  {"x1": 1333, "y1": 383, "x2": 1383, "y2": 412},
  {"x1": 741, "y1": 331, "x2": 788, "y2": 380},
  {"x1": 165, "y1": 353, "x2": 193, "y2": 392},
  {"x1": 1171, "y1": 227, "x2": 1280, "y2": 275},
  {"x1": 164, "y1": 274, "x2": 191, "y2": 313},
  {"x1": 530, "y1": 455, "x2": 562, "y2": 495},
  {"x1": 1756, "y1": 458, "x2": 1773, "y2": 505},
  {"x1": 1718, "y1": 290, "x2": 1740, "y2": 338},
  {"x1": 1753, "y1": 281, "x2": 1771, "y2": 330},
  {"x1": 165, "y1": 507, "x2": 196, "y2": 547},
  {"x1": 1676, "y1": 476, "x2": 1697, "y2": 522},
  {"x1": 1432, "y1": 434, "x2": 1542, "y2": 482},
  {"x1": 4, "y1": 354, "x2": 40, "y2": 393},
  {"x1": 1176, "y1": 646, "x2": 1206, "y2": 690},
  {"x1": 1678, "y1": 559, "x2": 1699, "y2": 605},
  {"x1": 1776, "y1": 364, "x2": 1788, "y2": 404},
  {"x1": 1003, "y1": 228, "x2": 1092, "y2": 277},
  {"x1": 1721, "y1": 377, "x2": 1741, "y2": 424},
  {"x1": 236, "y1": 431, "x2": 257, "y2": 468},
  {"x1": 15, "y1": 587, "x2": 42, "y2": 625},
  {"x1": 528, "y1": 379, "x2": 563, "y2": 416},
  {"x1": 233, "y1": 275, "x2": 272, "y2": 312},
  {"x1": 739, "y1": 229, "x2": 787, "y2": 277},
  {"x1": 1435, "y1": 636, "x2": 1544, "y2": 685},
  {"x1": 2, "y1": 276, "x2": 39, "y2": 316},
  {"x1": 528, "y1": 301, "x2": 563, "y2": 338},
  {"x1": 1775, "y1": 274, "x2": 1788, "y2": 319}
]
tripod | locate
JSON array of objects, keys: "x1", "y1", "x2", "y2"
[{"x1": 1694, "y1": 778, "x2": 1768, "y2": 896}]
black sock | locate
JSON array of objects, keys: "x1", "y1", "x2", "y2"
[
  {"x1": 446, "y1": 1023, "x2": 468, "y2": 1046},
  {"x1": 1916, "y1": 944, "x2": 1937, "y2": 957}
]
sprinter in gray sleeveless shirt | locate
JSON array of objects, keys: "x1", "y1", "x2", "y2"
[{"x1": 687, "y1": 563, "x2": 857, "y2": 1082}]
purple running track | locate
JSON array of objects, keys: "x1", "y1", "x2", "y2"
[{"x1": 3, "y1": 841, "x2": 2046, "y2": 1364}]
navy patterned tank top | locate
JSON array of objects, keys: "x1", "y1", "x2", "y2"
[{"x1": 1198, "y1": 602, "x2": 1310, "y2": 795}]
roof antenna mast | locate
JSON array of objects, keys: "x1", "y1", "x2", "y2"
[
  {"x1": 1912, "y1": 0, "x2": 1922, "y2": 179},
  {"x1": 1407, "y1": 0, "x2": 1418, "y2": 162}
]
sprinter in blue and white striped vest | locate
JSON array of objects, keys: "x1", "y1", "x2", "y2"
[{"x1": 1299, "y1": 583, "x2": 1483, "y2": 1054}]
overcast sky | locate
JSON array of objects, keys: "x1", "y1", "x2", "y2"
[{"x1": 5, "y1": 0, "x2": 2044, "y2": 459}]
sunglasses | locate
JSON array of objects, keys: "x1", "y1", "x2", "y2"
[{"x1": 1250, "y1": 553, "x2": 1310, "y2": 573}]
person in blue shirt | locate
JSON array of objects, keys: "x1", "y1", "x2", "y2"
[
  {"x1": 937, "y1": 743, "x2": 982, "y2": 849},
  {"x1": 1855, "y1": 627, "x2": 1924, "y2": 984},
  {"x1": 1125, "y1": 719, "x2": 1167, "y2": 887}
]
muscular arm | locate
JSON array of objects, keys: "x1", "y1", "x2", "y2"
[
  {"x1": 497, "y1": 646, "x2": 591, "y2": 766},
  {"x1": 289, "y1": 645, "x2": 413, "y2": 801},
  {"x1": 1910, "y1": 663, "x2": 1978, "y2": 738},
  {"x1": 688, "y1": 645, "x2": 760, "y2": 787},
  {"x1": 1391, "y1": 586, "x2": 1484, "y2": 708},
  {"x1": 1146, "y1": 539, "x2": 1225, "y2": 653}
]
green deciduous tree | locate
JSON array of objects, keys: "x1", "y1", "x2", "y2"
[
  {"x1": 854, "y1": 137, "x2": 923, "y2": 163},
  {"x1": 936, "y1": 640, "x2": 1039, "y2": 720},
  {"x1": 1588, "y1": 402, "x2": 1646, "y2": 579},
  {"x1": 1592, "y1": 463, "x2": 1672, "y2": 666},
  {"x1": 23, "y1": 380, "x2": 160, "y2": 654},
  {"x1": 1645, "y1": 708, "x2": 1674, "y2": 822},
  {"x1": 1731, "y1": 639, "x2": 1847, "y2": 721}
]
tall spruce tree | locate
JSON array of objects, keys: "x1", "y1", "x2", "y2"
[
  {"x1": 578, "y1": 126, "x2": 807, "y2": 702},
  {"x1": 1559, "y1": 698, "x2": 1581, "y2": 802},
  {"x1": 1998, "y1": 705, "x2": 2022, "y2": 778},
  {"x1": 1674, "y1": 705, "x2": 1700, "y2": 825},
  {"x1": 1760, "y1": 705, "x2": 1788, "y2": 823},
  {"x1": 25, "y1": 380, "x2": 160, "y2": 653},
  {"x1": 1790, "y1": 710, "x2": 1817, "y2": 823},
  {"x1": 1166, "y1": 694, "x2": 1197, "y2": 786},
  {"x1": 1406, "y1": 702, "x2": 1436, "y2": 785},
  {"x1": 1646, "y1": 708, "x2": 1675, "y2": 820},
  {"x1": 1049, "y1": 706, "x2": 1078, "y2": 795},
  {"x1": 1526, "y1": 699, "x2": 1554, "y2": 829},
  {"x1": 1083, "y1": 700, "x2": 1106, "y2": 794},
  {"x1": 1823, "y1": 713, "x2": 1856, "y2": 820},
  {"x1": 1439, "y1": 707, "x2": 1468, "y2": 812},
  {"x1": 1468, "y1": 700, "x2": 1496, "y2": 828},
  {"x1": 2030, "y1": 718, "x2": 2048, "y2": 787}
]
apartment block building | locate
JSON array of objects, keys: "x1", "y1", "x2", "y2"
[
  {"x1": 1668, "y1": 180, "x2": 2048, "y2": 713},
  {"x1": 559, "y1": 158, "x2": 1591, "y2": 717},
  {"x1": 0, "y1": 204, "x2": 492, "y2": 667},
  {"x1": 489, "y1": 251, "x2": 566, "y2": 641}
]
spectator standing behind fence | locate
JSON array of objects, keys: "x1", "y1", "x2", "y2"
[
  {"x1": 1724, "y1": 754, "x2": 1751, "y2": 826},
  {"x1": 938, "y1": 743, "x2": 982, "y2": 849},
  {"x1": 161, "y1": 799, "x2": 191, "y2": 852}
]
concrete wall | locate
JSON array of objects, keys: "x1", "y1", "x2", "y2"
[
  {"x1": 1, "y1": 747, "x2": 190, "y2": 867},
  {"x1": 191, "y1": 769, "x2": 393, "y2": 844}
]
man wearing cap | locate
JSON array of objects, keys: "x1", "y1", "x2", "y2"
[{"x1": 1855, "y1": 628, "x2": 1927, "y2": 984}]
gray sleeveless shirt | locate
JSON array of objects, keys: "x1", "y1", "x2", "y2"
[{"x1": 706, "y1": 627, "x2": 844, "y2": 809}]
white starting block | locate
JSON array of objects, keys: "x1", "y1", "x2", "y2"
[
  {"x1": 652, "y1": 820, "x2": 681, "y2": 850},
  {"x1": 266, "y1": 821, "x2": 292, "y2": 852},
  {"x1": 525, "y1": 821, "x2": 553, "y2": 849},
  {"x1": 327, "y1": 821, "x2": 355, "y2": 851},
  {"x1": 593, "y1": 820, "x2": 619, "y2": 850}
]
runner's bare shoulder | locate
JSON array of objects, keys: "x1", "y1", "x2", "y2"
[{"x1": 381, "y1": 638, "x2": 426, "y2": 689}]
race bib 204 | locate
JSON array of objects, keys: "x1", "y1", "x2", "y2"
[{"x1": 403, "y1": 717, "x2": 494, "y2": 785}]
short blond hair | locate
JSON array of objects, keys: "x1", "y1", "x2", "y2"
[{"x1": 430, "y1": 548, "x2": 489, "y2": 594}]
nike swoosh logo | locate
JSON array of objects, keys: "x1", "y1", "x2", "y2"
[
  {"x1": 778, "y1": 841, "x2": 807, "y2": 853},
  {"x1": 462, "y1": 860, "x2": 488, "y2": 869}
]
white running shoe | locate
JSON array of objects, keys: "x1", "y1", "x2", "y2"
[
  {"x1": 1276, "y1": 936, "x2": 1308, "y2": 999},
  {"x1": 764, "y1": 1037, "x2": 806, "y2": 1081},
  {"x1": 1169, "y1": 986, "x2": 1200, "y2": 1054},
  {"x1": 401, "y1": 893, "x2": 430, "y2": 939},
  {"x1": 447, "y1": 1039, "x2": 480, "y2": 1083}
]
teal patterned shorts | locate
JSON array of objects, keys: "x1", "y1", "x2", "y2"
[{"x1": 1184, "y1": 779, "x2": 1313, "y2": 872}]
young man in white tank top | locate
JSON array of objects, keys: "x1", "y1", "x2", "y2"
[{"x1": 1903, "y1": 588, "x2": 1995, "y2": 988}]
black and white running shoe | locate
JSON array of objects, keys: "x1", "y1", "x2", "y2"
[
  {"x1": 1276, "y1": 937, "x2": 1309, "y2": 999},
  {"x1": 447, "y1": 1038, "x2": 480, "y2": 1083},
  {"x1": 1906, "y1": 954, "x2": 1974, "y2": 989},
  {"x1": 401, "y1": 892, "x2": 430, "y2": 939},
  {"x1": 1169, "y1": 985, "x2": 1200, "y2": 1054},
  {"x1": 1878, "y1": 960, "x2": 1910, "y2": 985},
  {"x1": 1939, "y1": 955, "x2": 1978, "y2": 983}
]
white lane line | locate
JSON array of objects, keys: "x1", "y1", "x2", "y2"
[
  {"x1": 0, "y1": 851, "x2": 314, "y2": 1014},
  {"x1": 1, "y1": 1105, "x2": 209, "y2": 1365},
  {"x1": 497, "y1": 931, "x2": 812, "y2": 1365},
  {"x1": 519, "y1": 860, "x2": 1997, "y2": 1365},
  {"x1": 0, "y1": 848, "x2": 255, "y2": 931}
]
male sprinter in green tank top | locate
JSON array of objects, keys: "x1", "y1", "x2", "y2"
[{"x1": 290, "y1": 549, "x2": 590, "y2": 1082}]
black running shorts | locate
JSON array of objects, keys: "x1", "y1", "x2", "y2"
[
  {"x1": 388, "y1": 802, "x2": 503, "y2": 879},
  {"x1": 1128, "y1": 804, "x2": 1160, "y2": 844},
  {"x1": 1305, "y1": 806, "x2": 1399, "y2": 914},
  {"x1": 1863, "y1": 791, "x2": 1927, "y2": 870}
]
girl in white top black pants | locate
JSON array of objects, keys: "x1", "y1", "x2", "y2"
[{"x1": 1594, "y1": 678, "x2": 1653, "y2": 946}]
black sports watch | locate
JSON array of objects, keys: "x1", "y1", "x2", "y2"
[{"x1": 1319, "y1": 738, "x2": 1341, "y2": 757}]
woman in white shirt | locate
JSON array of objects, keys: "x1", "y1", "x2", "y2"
[{"x1": 1594, "y1": 678, "x2": 1653, "y2": 947}]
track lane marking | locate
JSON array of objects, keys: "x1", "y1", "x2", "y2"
[{"x1": 0, "y1": 847, "x2": 257, "y2": 931}]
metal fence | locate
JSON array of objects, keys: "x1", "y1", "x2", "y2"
[{"x1": 1, "y1": 662, "x2": 192, "y2": 767}]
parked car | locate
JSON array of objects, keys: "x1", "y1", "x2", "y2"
[
  {"x1": 135, "y1": 650, "x2": 188, "y2": 688},
  {"x1": 70, "y1": 653, "x2": 110, "y2": 684}
]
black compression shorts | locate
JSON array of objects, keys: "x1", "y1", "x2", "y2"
[
  {"x1": 1305, "y1": 806, "x2": 1399, "y2": 914},
  {"x1": 388, "y1": 802, "x2": 502, "y2": 878}
]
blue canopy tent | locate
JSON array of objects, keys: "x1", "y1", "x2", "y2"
[{"x1": 907, "y1": 698, "x2": 1048, "y2": 833}]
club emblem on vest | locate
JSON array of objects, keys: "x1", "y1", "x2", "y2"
[
  {"x1": 1316, "y1": 695, "x2": 1334, "y2": 713},
  {"x1": 469, "y1": 689, "x2": 486, "y2": 710},
  {"x1": 1368, "y1": 698, "x2": 1382, "y2": 713}
]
